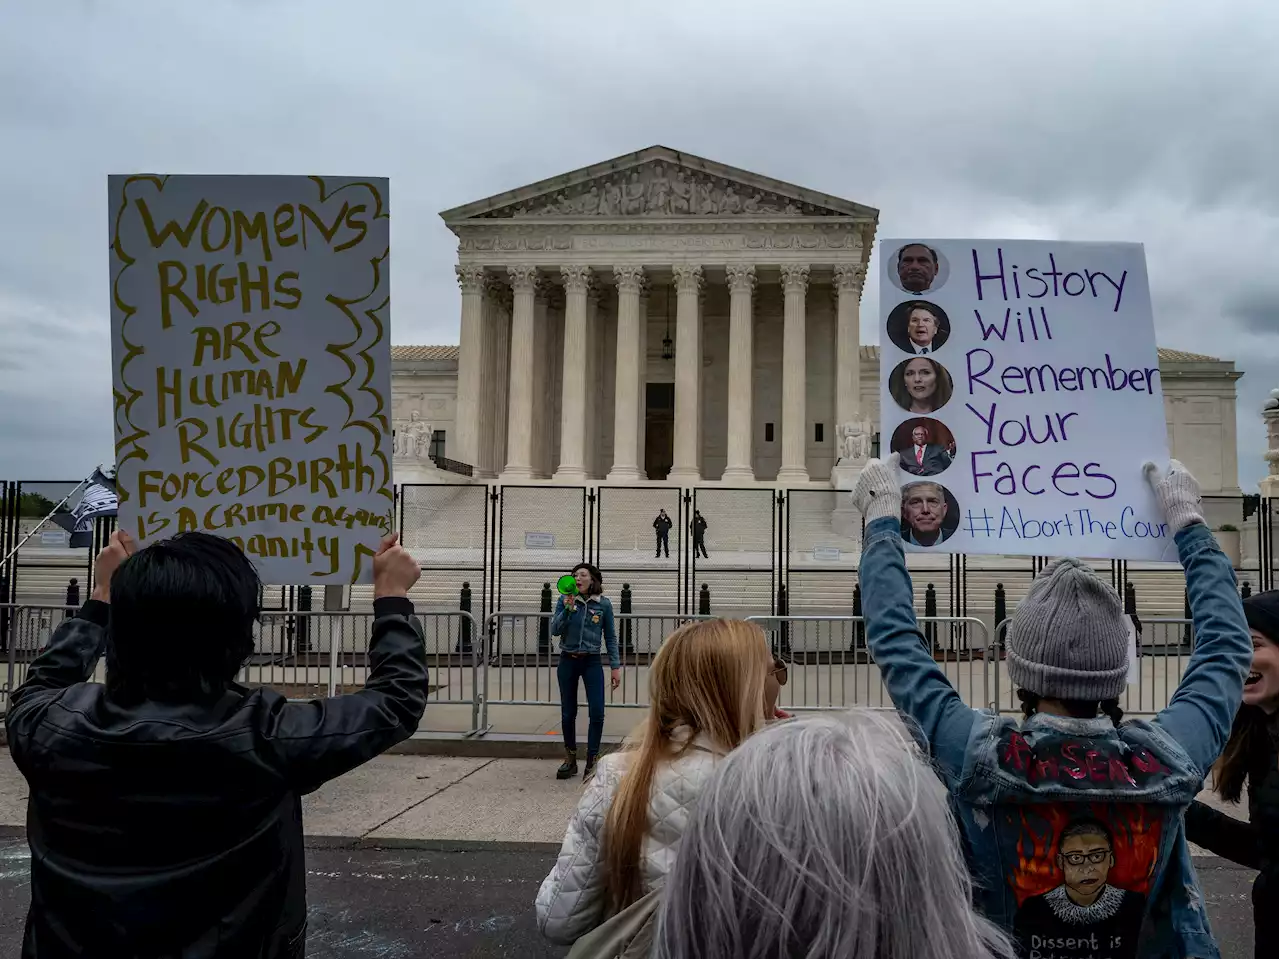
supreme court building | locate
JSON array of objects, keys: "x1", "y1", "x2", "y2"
[{"x1": 394, "y1": 146, "x2": 1245, "y2": 498}]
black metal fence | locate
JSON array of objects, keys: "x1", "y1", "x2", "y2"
[{"x1": 2, "y1": 481, "x2": 1276, "y2": 639}]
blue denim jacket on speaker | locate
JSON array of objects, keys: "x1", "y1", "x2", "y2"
[
  {"x1": 551, "y1": 595, "x2": 620, "y2": 669},
  {"x1": 859, "y1": 517, "x2": 1252, "y2": 959}
]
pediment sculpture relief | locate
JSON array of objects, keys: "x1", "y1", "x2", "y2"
[{"x1": 479, "y1": 162, "x2": 839, "y2": 218}]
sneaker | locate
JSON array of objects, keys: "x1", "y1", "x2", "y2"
[
  {"x1": 582, "y1": 755, "x2": 598, "y2": 782},
  {"x1": 556, "y1": 751, "x2": 579, "y2": 780}
]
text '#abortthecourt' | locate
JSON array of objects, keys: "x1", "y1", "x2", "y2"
[{"x1": 108, "y1": 174, "x2": 393, "y2": 584}]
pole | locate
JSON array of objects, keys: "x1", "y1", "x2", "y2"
[{"x1": 0, "y1": 474, "x2": 94, "y2": 569}]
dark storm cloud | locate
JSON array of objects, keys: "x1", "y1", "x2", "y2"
[
  {"x1": 0, "y1": 0, "x2": 1275, "y2": 487},
  {"x1": 1224, "y1": 287, "x2": 1280, "y2": 334}
]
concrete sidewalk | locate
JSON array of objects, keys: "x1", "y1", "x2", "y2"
[{"x1": 0, "y1": 747, "x2": 1246, "y2": 853}]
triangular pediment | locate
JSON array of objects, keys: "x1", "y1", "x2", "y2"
[{"x1": 439, "y1": 145, "x2": 878, "y2": 224}]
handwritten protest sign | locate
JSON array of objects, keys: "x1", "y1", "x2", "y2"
[
  {"x1": 880, "y1": 239, "x2": 1171, "y2": 560},
  {"x1": 108, "y1": 175, "x2": 392, "y2": 583}
]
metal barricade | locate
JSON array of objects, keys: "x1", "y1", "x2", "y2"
[
  {"x1": 247, "y1": 609, "x2": 484, "y2": 733},
  {"x1": 992, "y1": 618, "x2": 1193, "y2": 717},
  {"x1": 746, "y1": 614, "x2": 993, "y2": 712},
  {"x1": 481, "y1": 612, "x2": 714, "y2": 727}
]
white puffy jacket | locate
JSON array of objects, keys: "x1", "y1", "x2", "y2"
[{"x1": 535, "y1": 730, "x2": 722, "y2": 944}]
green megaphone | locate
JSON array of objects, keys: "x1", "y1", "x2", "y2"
[{"x1": 556, "y1": 574, "x2": 579, "y2": 596}]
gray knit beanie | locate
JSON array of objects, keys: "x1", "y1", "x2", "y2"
[{"x1": 1006, "y1": 558, "x2": 1129, "y2": 701}]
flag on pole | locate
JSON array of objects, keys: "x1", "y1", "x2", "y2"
[{"x1": 50, "y1": 468, "x2": 118, "y2": 548}]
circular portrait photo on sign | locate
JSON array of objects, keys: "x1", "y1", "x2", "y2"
[
  {"x1": 889, "y1": 356, "x2": 954, "y2": 415},
  {"x1": 901, "y1": 481, "x2": 959, "y2": 548},
  {"x1": 889, "y1": 242, "x2": 949, "y2": 295},
  {"x1": 890, "y1": 418, "x2": 956, "y2": 478},
  {"x1": 887, "y1": 301, "x2": 950, "y2": 356}
]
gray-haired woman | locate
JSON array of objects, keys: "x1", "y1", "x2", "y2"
[{"x1": 653, "y1": 712, "x2": 1016, "y2": 959}]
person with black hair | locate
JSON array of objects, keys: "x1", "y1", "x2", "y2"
[
  {"x1": 851, "y1": 454, "x2": 1253, "y2": 959},
  {"x1": 897, "y1": 243, "x2": 940, "y2": 293},
  {"x1": 551, "y1": 561, "x2": 620, "y2": 781},
  {"x1": 4, "y1": 529, "x2": 428, "y2": 959},
  {"x1": 1185, "y1": 589, "x2": 1277, "y2": 959}
]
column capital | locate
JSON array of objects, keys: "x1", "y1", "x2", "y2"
[
  {"x1": 508, "y1": 265, "x2": 539, "y2": 294},
  {"x1": 613, "y1": 265, "x2": 646, "y2": 294},
  {"x1": 561, "y1": 265, "x2": 593, "y2": 294},
  {"x1": 455, "y1": 264, "x2": 487, "y2": 294},
  {"x1": 672, "y1": 263, "x2": 704, "y2": 294},
  {"x1": 779, "y1": 264, "x2": 810, "y2": 293},
  {"x1": 725, "y1": 264, "x2": 757, "y2": 294},
  {"x1": 833, "y1": 263, "x2": 867, "y2": 294}
]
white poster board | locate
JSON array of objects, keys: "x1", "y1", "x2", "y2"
[
  {"x1": 108, "y1": 175, "x2": 392, "y2": 583},
  {"x1": 880, "y1": 239, "x2": 1172, "y2": 560}
]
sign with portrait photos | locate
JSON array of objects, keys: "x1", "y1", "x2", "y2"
[{"x1": 879, "y1": 239, "x2": 1172, "y2": 560}]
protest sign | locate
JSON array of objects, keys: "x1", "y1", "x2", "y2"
[
  {"x1": 880, "y1": 239, "x2": 1171, "y2": 560},
  {"x1": 108, "y1": 175, "x2": 392, "y2": 583}
]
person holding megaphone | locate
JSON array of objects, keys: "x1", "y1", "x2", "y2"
[{"x1": 551, "y1": 562, "x2": 620, "y2": 781}]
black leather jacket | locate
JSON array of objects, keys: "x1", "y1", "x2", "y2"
[{"x1": 4, "y1": 596, "x2": 428, "y2": 959}]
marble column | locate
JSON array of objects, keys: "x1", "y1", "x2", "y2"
[
  {"x1": 607, "y1": 266, "x2": 646, "y2": 481},
  {"x1": 555, "y1": 266, "x2": 592, "y2": 481},
  {"x1": 500, "y1": 266, "x2": 538, "y2": 481},
  {"x1": 833, "y1": 264, "x2": 866, "y2": 432},
  {"x1": 532, "y1": 289, "x2": 555, "y2": 478},
  {"x1": 722, "y1": 265, "x2": 757, "y2": 482},
  {"x1": 669, "y1": 264, "x2": 704, "y2": 483},
  {"x1": 636, "y1": 280, "x2": 649, "y2": 476},
  {"x1": 484, "y1": 280, "x2": 511, "y2": 478},
  {"x1": 777, "y1": 264, "x2": 810, "y2": 483},
  {"x1": 453, "y1": 265, "x2": 487, "y2": 472}
]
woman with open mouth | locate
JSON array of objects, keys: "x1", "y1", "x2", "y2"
[{"x1": 1185, "y1": 589, "x2": 1276, "y2": 959}]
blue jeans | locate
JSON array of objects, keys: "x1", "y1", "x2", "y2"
[{"x1": 557, "y1": 654, "x2": 605, "y2": 757}]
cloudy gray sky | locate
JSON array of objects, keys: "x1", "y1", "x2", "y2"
[{"x1": 1, "y1": 0, "x2": 1276, "y2": 489}]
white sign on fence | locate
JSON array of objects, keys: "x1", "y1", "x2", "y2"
[
  {"x1": 880, "y1": 239, "x2": 1171, "y2": 560},
  {"x1": 40, "y1": 531, "x2": 67, "y2": 546},
  {"x1": 812, "y1": 546, "x2": 842, "y2": 562},
  {"x1": 108, "y1": 175, "x2": 393, "y2": 583},
  {"x1": 524, "y1": 532, "x2": 556, "y2": 549}
]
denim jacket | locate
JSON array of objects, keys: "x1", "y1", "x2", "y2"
[
  {"x1": 551, "y1": 595, "x2": 619, "y2": 669},
  {"x1": 860, "y1": 517, "x2": 1252, "y2": 959}
]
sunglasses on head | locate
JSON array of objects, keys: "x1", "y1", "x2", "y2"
[{"x1": 771, "y1": 657, "x2": 788, "y2": 685}]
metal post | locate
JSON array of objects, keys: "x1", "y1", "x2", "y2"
[
  {"x1": 777, "y1": 583, "x2": 791, "y2": 657},
  {"x1": 620, "y1": 583, "x2": 634, "y2": 655},
  {"x1": 994, "y1": 583, "x2": 1007, "y2": 649},
  {"x1": 698, "y1": 583, "x2": 710, "y2": 616},
  {"x1": 538, "y1": 582, "x2": 552, "y2": 655},
  {"x1": 850, "y1": 582, "x2": 864, "y2": 651},
  {"x1": 458, "y1": 581, "x2": 473, "y2": 653},
  {"x1": 924, "y1": 583, "x2": 938, "y2": 649}
]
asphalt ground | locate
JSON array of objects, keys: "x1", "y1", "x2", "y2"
[{"x1": 0, "y1": 833, "x2": 1260, "y2": 959}]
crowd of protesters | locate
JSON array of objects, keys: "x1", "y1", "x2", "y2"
[{"x1": 2, "y1": 456, "x2": 1274, "y2": 958}]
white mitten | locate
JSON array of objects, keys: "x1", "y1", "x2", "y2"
[
  {"x1": 851, "y1": 453, "x2": 903, "y2": 526},
  {"x1": 1143, "y1": 459, "x2": 1205, "y2": 533}
]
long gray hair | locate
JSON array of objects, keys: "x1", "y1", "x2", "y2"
[{"x1": 653, "y1": 711, "x2": 1015, "y2": 959}]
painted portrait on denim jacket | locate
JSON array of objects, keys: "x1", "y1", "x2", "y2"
[{"x1": 1007, "y1": 805, "x2": 1161, "y2": 959}]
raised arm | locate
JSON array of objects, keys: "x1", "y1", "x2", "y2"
[
  {"x1": 1145, "y1": 462, "x2": 1252, "y2": 775},
  {"x1": 262, "y1": 534, "x2": 429, "y2": 793},
  {"x1": 853, "y1": 456, "x2": 977, "y2": 785},
  {"x1": 5, "y1": 530, "x2": 133, "y2": 745},
  {"x1": 4, "y1": 601, "x2": 110, "y2": 745},
  {"x1": 550, "y1": 594, "x2": 570, "y2": 637},
  {"x1": 1184, "y1": 800, "x2": 1260, "y2": 868}
]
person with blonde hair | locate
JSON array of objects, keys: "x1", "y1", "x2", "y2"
[
  {"x1": 535, "y1": 617, "x2": 775, "y2": 946},
  {"x1": 654, "y1": 712, "x2": 1017, "y2": 959}
]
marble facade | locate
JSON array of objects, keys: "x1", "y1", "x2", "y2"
[{"x1": 396, "y1": 146, "x2": 1248, "y2": 496}]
